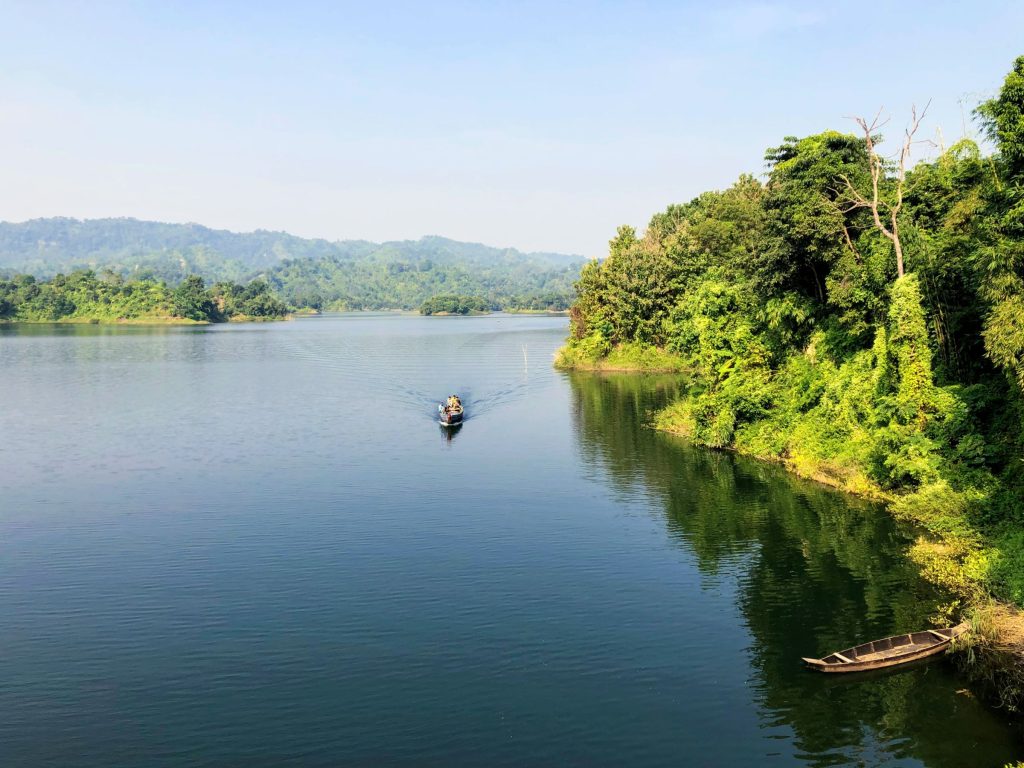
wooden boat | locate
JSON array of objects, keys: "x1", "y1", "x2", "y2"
[
  {"x1": 438, "y1": 401, "x2": 464, "y2": 426},
  {"x1": 802, "y1": 622, "x2": 970, "y2": 673}
]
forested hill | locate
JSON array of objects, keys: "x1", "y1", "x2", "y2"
[
  {"x1": 0, "y1": 218, "x2": 584, "y2": 310},
  {"x1": 558, "y1": 56, "x2": 1024, "y2": 630}
]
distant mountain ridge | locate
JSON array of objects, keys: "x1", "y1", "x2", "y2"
[
  {"x1": 0, "y1": 217, "x2": 585, "y2": 311},
  {"x1": 0, "y1": 217, "x2": 583, "y2": 275}
]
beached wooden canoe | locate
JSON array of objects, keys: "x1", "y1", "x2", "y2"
[{"x1": 802, "y1": 622, "x2": 970, "y2": 673}]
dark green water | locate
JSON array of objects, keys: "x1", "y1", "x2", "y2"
[{"x1": 0, "y1": 314, "x2": 1020, "y2": 766}]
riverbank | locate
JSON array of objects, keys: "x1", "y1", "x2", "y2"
[
  {"x1": 423, "y1": 310, "x2": 491, "y2": 316},
  {"x1": 558, "y1": 340, "x2": 1024, "y2": 710},
  {"x1": 226, "y1": 313, "x2": 293, "y2": 323},
  {"x1": 1, "y1": 313, "x2": 292, "y2": 326},
  {"x1": 555, "y1": 341, "x2": 688, "y2": 372},
  {"x1": 0, "y1": 315, "x2": 210, "y2": 325},
  {"x1": 504, "y1": 308, "x2": 569, "y2": 315}
]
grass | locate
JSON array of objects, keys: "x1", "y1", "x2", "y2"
[{"x1": 555, "y1": 340, "x2": 688, "y2": 372}]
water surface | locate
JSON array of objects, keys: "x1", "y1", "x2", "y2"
[{"x1": 0, "y1": 314, "x2": 1019, "y2": 766}]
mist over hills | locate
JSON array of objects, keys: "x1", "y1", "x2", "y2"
[{"x1": 0, "y1": 217, "x2": 585, "y2": 310}]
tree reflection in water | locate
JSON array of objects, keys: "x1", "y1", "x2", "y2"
[{"x1": 567, "y1": 371, "x2": 1022, "y2": 768}]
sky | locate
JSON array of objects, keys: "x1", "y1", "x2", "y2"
[{"x1": 1, "y1": 1, "x2": 1022, "y2": 256}]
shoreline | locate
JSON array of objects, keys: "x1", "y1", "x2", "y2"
[
  {"x1": 1, "y1": 314, "x2": 292, "y2": 326},
  {"x1": 0, "y1": 316, "x2": 210, "y2": 326},
  {"x1": 554, "y1": 340, "x2": 688, "y2": 373},
  {"x1": 421, "y1": 310, "x2": 492, "y2": 316},
  {"x1": 503, "y1": 309, "x2": 569, "y2": 315}
]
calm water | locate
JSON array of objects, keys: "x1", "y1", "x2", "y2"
[{"x1": 0, "y1": 314, "x2": 1020, "y2": 766}]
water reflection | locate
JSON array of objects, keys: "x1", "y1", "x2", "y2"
[
  {"x1": 439, "y1": 421, "x2": 463, "y2": 442},
  {"x1": 567, "y1": 371, "x2": 1022, "y2": 767}
]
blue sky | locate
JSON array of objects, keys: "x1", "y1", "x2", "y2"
[{"x1": 1, "y1": 1, "x2": 1022, "y2": 255}]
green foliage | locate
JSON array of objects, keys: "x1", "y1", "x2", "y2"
[
  {"x1": 887, "y1": 274, "x2": 938, "y2": 422},
  {"x1": 974, "y1": 57, "x2": 1024, "y2": 391},
  {"x1": 989, "y1": 528, "x2": 1024, "y2": 605},
  {"x1": 419, "y1": 295, "x2": 491, "y2": 315},
  {"x1": 172, "y1": 275, "x2": 215, "y2": 320},
  {"x1": 209, "y1": 279, "x2": 289, "y2": 320},
  {"x1": 559, "y1": 56, "x2": 1024, "y2": 616},
  {"x1": 568, "y1": 180, "x2": 765, "y2": 348},
  {"x1": 556, "y1": 340, "x2": 687, "y2": 372},
  {"x1": 758, "y1": 132, "x2": 873, "y2": 306},
  {"x1": 0, "y1": 270, "x2": 288, "y2": 324},
  {"x1": 977, "y1": 56, "x2": 1024, "y2": 180},
  {"x1": 0, "y1": 270, "x2": 175, "y2": 322},
  {"x1": 902, "y1": 140, "x2": 990, "y2": 382},
  {"x1": 270, "y1": 251, "x2": 578, "y2": 312}
]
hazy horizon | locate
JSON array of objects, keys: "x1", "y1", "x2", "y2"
[{"x1": 3, "y1": 1, "x2": 1023, "y2": 256}]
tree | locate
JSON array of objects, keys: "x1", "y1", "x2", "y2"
[
  {"x1": 172, "y1": 275, "x2": 214, "y2": 321},
  {"x1": 599, "y1": 225, "x2": 683, "y2": 345},
  {"x1": 976, "y1": 55, "x2": 1024, "y2": 180},
  {"x1": 975, "y1": 56, "x2": 1024, "y2": 388},
  {"x1": 759, "y1": 132, "x2": 870, "y2": 304},
  {"x1": 838, "y1": 104, "x2": 931, "y2": 279}
]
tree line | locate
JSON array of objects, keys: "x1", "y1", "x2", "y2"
[
  {"x1": 0, "y1": 270, "x2": 288, "y2": 323},
  {"x1": 267, "y1": 254, "x2": 576, "y2": 311}
]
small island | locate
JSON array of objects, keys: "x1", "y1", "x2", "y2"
[
  {"x1": 419, "y1": 295, "x2": 492, "y2": 316},
  {"x1": 0, "y1": 270, "x2": 290, "y2": 324}
]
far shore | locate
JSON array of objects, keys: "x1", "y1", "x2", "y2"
[
  {"x1": 1, "y1": 316, "x2": 210, "y2": 326},
  {"x1": 1, "y1": 314, "x2": 293, "y2": 326}
]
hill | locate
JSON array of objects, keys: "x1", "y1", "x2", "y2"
[{"x1": 0, "y1": 218, "x2": 585, "y2": 310}]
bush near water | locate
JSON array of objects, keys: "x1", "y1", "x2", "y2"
[{"x1": 557, "y1": 58, "x2": 1024, "y2": 620}]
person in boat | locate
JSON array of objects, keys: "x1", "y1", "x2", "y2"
[{"x1": 447, "y1": 395, "x2": 461, "y2": 410}]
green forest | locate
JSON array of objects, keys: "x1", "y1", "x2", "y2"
[
  {"x1": 0, "y1": 223, "x2": 581, "y2": 312},
  {"x1": 264, "y1": 250, "x2": 576, "y2": 311},
  {"x1": 558, "y1": 57, "x2": 1024, "y2": 620},
  {"x1": 0, "y1": 270, "x2": 289, "y2": 324}
]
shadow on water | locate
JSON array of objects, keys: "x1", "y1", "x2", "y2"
[
  {"x1": 439, "y1": 421, "x2": 463, "y2": 442},
  {"x1": 0, "y1": 322, "x2": 203, "y2": 337},
  {"x1": 566, "y1": 371, "x2": 1024, "y2": 768}
]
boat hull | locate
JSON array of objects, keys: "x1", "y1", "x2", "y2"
[
  {"x1": 803, "y1": 623, "x2": 969, "y2": 673},
  {"x1": 439, "y1": 407, "x2": 464, "y2": 426}
]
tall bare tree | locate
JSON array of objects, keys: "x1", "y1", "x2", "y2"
[{"x1": 837, "y1": 102, "x2": 931, "y2": 278}]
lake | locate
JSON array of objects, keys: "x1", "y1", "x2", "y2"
[{"x1": 0, "y1": 314, "x2": 1020, "y2": 766}]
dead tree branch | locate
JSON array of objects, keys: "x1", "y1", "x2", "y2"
[{"x1": 837, "y1": 102, "x2": 931, "y2": 279}]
